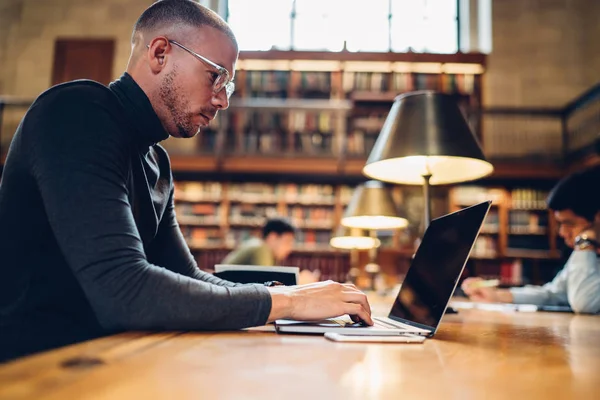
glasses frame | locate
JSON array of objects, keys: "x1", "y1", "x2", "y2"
[{"x1": 162, "y1": 39, "x2": 235, "y2": 98}]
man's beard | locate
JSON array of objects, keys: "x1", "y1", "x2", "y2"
[{"x1": 159, "y1": 69, "x2": 198, "y2": 138}]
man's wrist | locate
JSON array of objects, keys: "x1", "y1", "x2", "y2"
[
  {"x1": 266, "y1": 289, "x2": 293, "y2": 322},
  {"x1": 574, "y1": 232, "x2": 599, "y2": 251},
  {"x1": 495, "y1": 289, "x2": 514, "y2": 303},
  {"x1": 578, "y1": 227, "x2": 597, "y2": 240}
]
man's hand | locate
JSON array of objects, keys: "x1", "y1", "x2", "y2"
[
  {"x1": 267, "y1": 280, "x2": 373, "y2": 325},
  {"x1": 461, "y1": 277, "x2": 513, "y2": 303}
]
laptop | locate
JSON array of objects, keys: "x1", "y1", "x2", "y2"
[{"x1": 275, "y1": 201, "x2": 492, "y2": 337}]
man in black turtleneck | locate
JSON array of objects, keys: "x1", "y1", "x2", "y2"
[{"x1": 0, "y1": 0, "x2": 372, "y2": 362}]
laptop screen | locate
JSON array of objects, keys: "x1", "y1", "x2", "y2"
[{"x1": 389, "y1": 201, "x2": 491, "y2": 330}]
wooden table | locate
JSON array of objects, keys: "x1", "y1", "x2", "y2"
[{"x1": 1, "y1": 307, "x2": 599, "y2": 399}]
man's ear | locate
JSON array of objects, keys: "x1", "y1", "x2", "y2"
[
  {"x1": 264, "y1": 232, "x2": 280, "y2": 244},
  {"x1": 147, "y1": 37, "x2": 169, "y2": 74}
]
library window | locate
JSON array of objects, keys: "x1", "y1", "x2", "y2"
[{"x1": 227, "y1": 0, "x2": 459, "y2": 53}]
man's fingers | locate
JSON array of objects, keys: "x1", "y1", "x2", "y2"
[
  {"x1": 462, "y1": 285, "x2": 475, "y2": 295},
  {"x1": 342, "y1": 291, "x2": 372, "y2": 316},
  {"x1": 461, "y1": 278, "x2": 481, "y2": 293},
  {"x1": 341, "y1": 283, "x2": 360, "y2": 291},
  {"x1": 346, "y1": 303, "x2": 373, "y2": 325}
]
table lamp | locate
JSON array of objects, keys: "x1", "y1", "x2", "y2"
[
  {"x1": 362, "y1": 91, "x2": 493, "y2": 230},
  {"x1": 330, "y1": 226, "x2": 380, "y2": 285},
  {"x1": 329, "y1": 226, "x2": 380, "y2": 250},
  {"x1": 340, "y1": 180, "x2": 408, "y2": 230},
  {"x1": 340, "y1": 180, "x2": 407, "y2": 290}
]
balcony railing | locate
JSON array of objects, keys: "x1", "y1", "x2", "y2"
[{"x1": 481, "y1": 83, "x2": 600, "y2": 165}]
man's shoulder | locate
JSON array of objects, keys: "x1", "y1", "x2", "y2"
[
  {"x1": 34, "y1": 80, "x2": 117, "y2": 113},
  {"x1": 241, "y1": 238, "x2": 267, "y2": 251},
  {"x1": 223, "y1": 238, "x2": 269, "y2": 264},
  {"x1": 22, "y1": 80, "x2": 126, "y2": 139},
  {"x1": 17, "y1": 80, "x2": 133, "y2": 158}
]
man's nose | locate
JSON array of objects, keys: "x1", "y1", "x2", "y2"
[
  {"x1": 211, "y1": 88, "x2": 230, "y2": 110},
  {"x1": 558, "y1": 226, "x2": 568, "y2": 238}
]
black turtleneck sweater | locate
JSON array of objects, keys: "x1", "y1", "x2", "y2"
[{"x1": 0, "y1": 73, "x2": 271, "y2": 362}]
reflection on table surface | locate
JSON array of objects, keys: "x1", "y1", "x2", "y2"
[{"x1": 1, "y1": 298, "x2": 599, "y2": 399}]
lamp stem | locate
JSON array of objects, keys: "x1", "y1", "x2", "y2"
[
  {"x1": 366, "y1": 230, "x2": 380, "y2": 292},
  {"x1": 422, "y1": 173, "x2": 432, "y2": 231},
  {"x1": 369, "y1": 230, "x2": 378, "y2": 263},
  {"x1": 347, "y1": 249, "x2": 360, "y2": 285}
]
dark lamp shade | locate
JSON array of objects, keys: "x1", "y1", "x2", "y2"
[
  {"x1": 363, "y1": 91, "x2": 494, "y2": 185},
  {"x1": 329, "y1": 227, "x2": 380, "y2": 250},
  {"x1": 341, "y1": 180, "x2": 408, "y2": 230}
]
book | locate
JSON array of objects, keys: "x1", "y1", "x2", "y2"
[{"x1": 214, "y1": 264, "x2": 300, "y2": 286}]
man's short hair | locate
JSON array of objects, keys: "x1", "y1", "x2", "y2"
[
  {"x1": 263, "y1": 218, "x2": 296, "y2": 238},
  {"x1": 547, "y1": 165, "x2": 600, "y2": 221},
  {"x1": 132, "y1": 0, "x2": 238, "y2": 48}
]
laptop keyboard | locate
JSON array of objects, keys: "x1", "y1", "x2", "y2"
[
  {"x1": 372, "y1": 317, "x2": 409, "y2": 330},
  {"x1": 328, "y1": 316, "x2": 408, "y2": 330}
]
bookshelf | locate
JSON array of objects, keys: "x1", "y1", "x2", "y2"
[
  {"x1": 174, "y1": 180, "x2": 566, "y2": 286},
  {"x1": 162, "y1": 51, "x2": 486, "y2": 175},
  {"x1": 449, "y1": 185, "x2": 564, "y2": 286},
  {"x1": 174, "y1": 180, "x2": 355, "y2": 252},
  {"x1": 174, "y1": 180, "x2": 360, "y2": 281}
]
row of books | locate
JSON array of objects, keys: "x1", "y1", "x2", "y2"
[
  {"x1": 280, "y1": 183, "x2": 337, "y2": 204},
  {"x1": 175, "y1": 182, "x2": 343, "y2": 205},
  {"x1": 229, "y1": 204, "x2": 279, "y2": 225},
  {"x1": 179, "y1": 226, "x2": 334, "y2": 250},
  {"x1": 292, "y1": 132, "x2": 337, "y2": 155},
  {"x1": 508, "y1": 210, "x2": 548, "y2": 234},
  {"x1": 180, "y1": 226, "x2": 223, "y2": 247},
  {"x1": 297, "y1": 71, "x2": 332, "y2": 99},
  {"x1": 481, "y1": 210, "x2": 499, "y2": 232},
  {"x1": 175, "y1": 203, "x2": 221, "y2": 225},
  {"x1": 176, "y1": 200, "x2": 336, "y2": 229},
  {"x1": 470, "y1": 257, "x2": 565, "y2": 287},
  {"x1": 235, "y1": 110, "x2": 340, "y2": 135},
  {"x1": 174, "y1": 181, "x2": 222, "y2": 202},
  {"x1": 346, "y1": 131, "x2": 378, "y2": 157},
  {"x1": 225, "y1": 227, "x2": 259, "y2": 246},
  {"x1": 242, "y1": 130, "x2": 288, "y2": 154},
  {"x1": 294, "y1": 230, "x2": 332, "y2": 247},
  {"x1": 229, "y1": 182, "x2": 278, "y2": 202},
  {"x1": 285, "y1": 253, "x2": 350, "y2": 283},
  {"x1": 346, "y1": 72, "x2": 478, "y2": 95},
  {"x1": 451, "y1": 186, "x2": 551, "y2": 210},
  {"x1": 471, "y1": 237, "x2": 552, "y2": 259},
  {"x1": 347, "y1": 112, "x2": 385, "y2": 157},
  {"x1": 245, "y1": 70, "x2": 289, "y2": 98},
  {"x1": 241, "y1": 70, "x2": 479, "y2": 97},
  {"x1": 244, "y1": 71, "x2": 332, "y2": 98},
  {"x1": 510, "y1": 189, "x2": 549, "y2": 210},
  {"x1": 236, "y1": 131, "x2": 354, "y2": 156},
  {"x1": 451, "y1": 186, "x2": 505, "y2": 205},
  {"x1": 288, "y1": 206, "x2": 334, "y2": 225},
  {"x1": 471, "y1": 236, "x2": 498, "y2": 259},
  {"x1": 339, "y1": 185, "x2": 354, "y2": 204},
  {"x1": 235, "y1": 111, "x2": 342, "y2": 155},
  {"x1": 498, "y1": 259, "x2": 524, "y2": 286}
]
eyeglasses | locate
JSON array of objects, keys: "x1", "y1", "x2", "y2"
[{"x1": 166, "y1": 39, "x2": 235, "y2": 99}]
